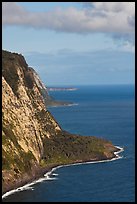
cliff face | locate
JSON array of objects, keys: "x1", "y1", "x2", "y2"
[
  {"x1": 2, "y1": 50, "x2": 61, "y2": 192},
  {"x1": 2, "y1": 50, "x2": 118, "y2": 194}
]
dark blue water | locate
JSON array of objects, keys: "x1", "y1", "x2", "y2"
[{"x1": 3, "y1": 85, "x2": 135, "y2": 202}]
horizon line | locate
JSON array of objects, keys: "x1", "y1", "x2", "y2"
[{"x1": 46, "y1": 83, "x2": 135, "y2": 87}]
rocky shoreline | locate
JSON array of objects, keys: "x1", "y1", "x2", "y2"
[
  {"x1": 2, "y1": 146, "x2": 122, "y2": 198},
  {"x1": 2, "y1": 51, "x2": 124, "y2": 200}
]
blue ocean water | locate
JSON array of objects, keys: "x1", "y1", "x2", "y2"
[{"x1": 3, "y1": 85, "x2": 135, "y2": 202}]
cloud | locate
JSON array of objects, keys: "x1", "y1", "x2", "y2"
[
  {"x1": 2, "y1": 2, "x2": 135, "y2": 50},
  {"x1": 2, "y1": 2, "x2": 135, "y2": 33}
]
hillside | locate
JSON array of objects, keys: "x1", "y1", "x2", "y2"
[{"x1": 2, "y1": 50, "x2": 119, "y2": 194}]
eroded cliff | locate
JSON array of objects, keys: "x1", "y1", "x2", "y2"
[
  {"x1": 2, "y1": 50, "x2": 62, "y2": 193},
  {"x1": 2, "y1": 50, "x2": 118, "y2": 194}
]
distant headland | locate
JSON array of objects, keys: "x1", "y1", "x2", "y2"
[{"x1": 47, "y1": 87, "x2": 78, "y2": 91}]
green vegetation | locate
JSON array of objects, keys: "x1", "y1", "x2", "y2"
[
  {"x1": 2, "y1": 50, "x2": 116, "y2": 194},
  {"x1": 23, "y1": 68, "x2": 34, "y2": 89},
  {"x1": 2, "y1": 122, "x2": 36, "y2": 173},
  {"x1": 2, "y1": 51, "x2": 19, "y2": 97},
  {"x1": 2, "y1": 50, "x2": 34, "y2": 98},
  {"x1": 2, "y1": 118, "x2": 112, "y2": 173},
  {"x1": 2, "y1": 149, "x2": 12, "y2": 170},
  {"x1": 41, "y1": 131, "x2": 111, "y2": 167}
]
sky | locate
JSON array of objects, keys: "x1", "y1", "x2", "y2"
[{"x1": 2, "y1": 2, "x2": 135, "y2": 86}]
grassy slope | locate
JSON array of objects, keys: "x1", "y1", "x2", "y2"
[
  {"x1": 41, "y1": 130, "x2": 117, "y2": 168},
  {"x1": 2, "y1": 50, "x2": 118, "y2": 194}
]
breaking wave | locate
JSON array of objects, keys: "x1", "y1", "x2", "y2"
[{"x1": 2, "y1": 146, "x2": 124, "y2": 199}]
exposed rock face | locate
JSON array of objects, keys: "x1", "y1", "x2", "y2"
[
  {"x1": 2, "y1": 50, "x2": 119, "y2": 194},
  {"x1": 2, "y1": 50, "x2": 61, "y2": 192},
  {"x1": 30, "y1": 67, "x2": 54, "y2": 106}
]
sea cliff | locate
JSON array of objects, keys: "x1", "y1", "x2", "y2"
[{"x1": 2, "y1": 50, "x2": 119, "y2": 194}]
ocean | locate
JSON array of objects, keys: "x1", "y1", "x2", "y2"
[{"x1": 2, "y1": 85, "x2": 135, "y2": 202}]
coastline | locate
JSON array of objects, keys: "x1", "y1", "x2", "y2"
[
  {"x1": 2, "y1": 146, "x2": 124, "y2": 200},
  {"x1": 48, "y1": 103, "x2": 78, "y2": 108},
  {"x1": 46, "y1": 100, "x2": 76, "y2": 107}
]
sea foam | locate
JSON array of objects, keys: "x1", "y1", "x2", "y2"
[{"x1": 2, "y1": 146, "x2": 124, "y2": 199}]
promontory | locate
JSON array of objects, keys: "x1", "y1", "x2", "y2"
[{"x1": 2, "y1": 50, "x2": 119, "y2": 194}]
